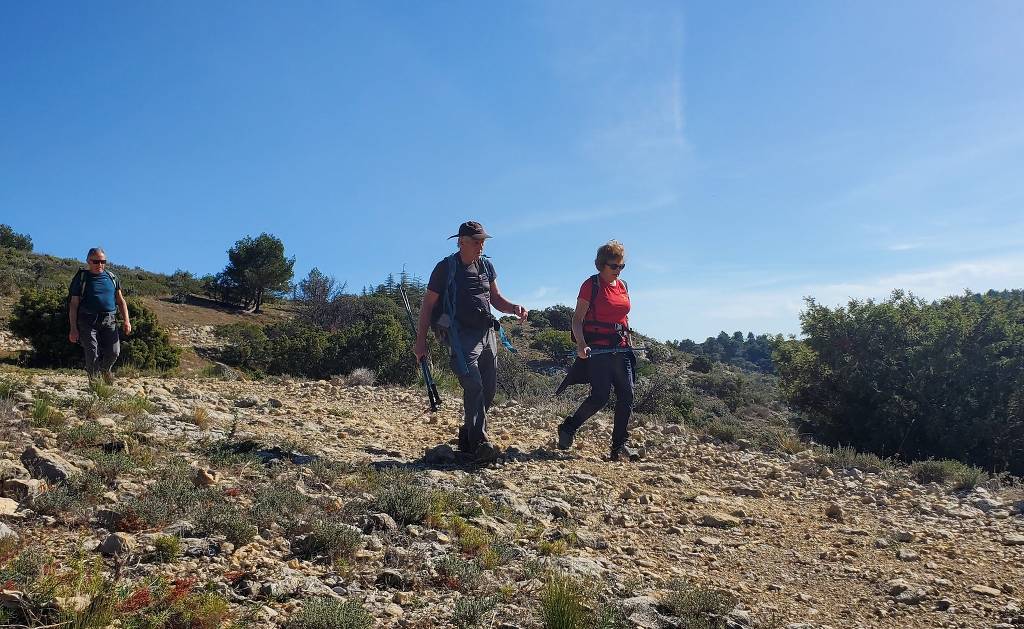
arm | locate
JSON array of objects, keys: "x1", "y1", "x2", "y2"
[
  {"x1": 115, "y1": 290, "x2": 132, "y2": 335},
  {"x1": 68, "y1": 296, "x2": 80, "y2": 343},
  {"x1": 489, "y1": 280, "x2": 527, "y2": 322},
  {"x1": 572, "y1": 297, "x2": 590, "y2": 359},
  {"x1": 414, "y1": 289, "x2": 440, "y2": 361}
]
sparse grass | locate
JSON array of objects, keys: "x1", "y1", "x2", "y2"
[
  {"x1": 31, "y1": 396, "x2": 66, "y2": 429},
  {"x1": 295, "y1": 520, "x2": 363, "y2": 565},
  {"x1": 59, "y1": 420, "x2": 110, "y2": 448},
  {"x1": 286, "y1": 597, "x2": 373, "y2": 629},
  {"x1": 815, "y1": 445, "x2": 891, "y2": 473},
  {"x1": 190, "y1": 405, "x2": 211, "y2": 430},
  {"x1": 453, "y1": 594, "x2": 498, "y2": 628},
  {"x1": 540, "y1": 571, "x2": 591, "y2": 629},
  {"x1": 909, "y1": 458, "x2": 988, "y2": 490},
  {"x1": 308, "y1": 458, "x2": 350, "y2": 486},
  {"x1": 478, "y1": 539, "x2": 518, "y2": 569},
  {"x1": 153, "y1": 535, "x2": 181, "y2": 563},
  {"x1": 766, "y1": 428, "x2": 808, "y2": 454},
  {"x1": 538, "y1": 539, "x2": 569, "y2": 556},
  {"x1": 660, "y1": 579, "x2": 737, "y2": 629},
  {"x1": 89, "y1": 379, "x2": 116, "y2": 400},
  {"x1": 110, "y1": 393, "x2": 155, "y2": 419},
  {"x1": 327, "y1": 407, "x2": 354, "y2": 418},
  {"x1": 76, "y1": 394, "x2": 107, "y2": 420}
]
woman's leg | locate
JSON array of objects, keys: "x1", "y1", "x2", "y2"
[{"x1": 561, "y1": 354, "x2": 613, "y2": 434}]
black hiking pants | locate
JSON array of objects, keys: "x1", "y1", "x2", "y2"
[
  {"x1": 78, "y1": 311, "x2": 120, "y2": 377},
  {"x1": 563, "y1": 352, "x2": 634, "y2": 452}
]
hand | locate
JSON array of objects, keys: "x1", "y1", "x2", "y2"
[
  {"x1": 122, "y1": 321, "x2": 132, "y2": 336},
  {"x1": 69, "y1": 329, "x2": 79, "y2": 344},
  {"x1": 513, "y1": 304, "x2": 528, "y2": 323},
  {"x1": 414, "y1": 339, "x2": 428, "y2": 362},
  {"x1": 577, "y1": 345, "x2": 591, "y2": 359}
]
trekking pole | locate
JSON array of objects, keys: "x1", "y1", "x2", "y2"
[{"x1": 399, "y1": 285, "x2": 442, "y2": 412}]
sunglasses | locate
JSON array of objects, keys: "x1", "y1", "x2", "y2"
[
  {"x1": 89, "y1": 259, "x2": 108, "y2": 264},
  {"x1": 605, "y1": 263, "x2": 626, "y2": 271}
]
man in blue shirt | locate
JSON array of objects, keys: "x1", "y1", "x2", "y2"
[{"x1": 68, "y1": 247, "x2": 132, "y2": 382}]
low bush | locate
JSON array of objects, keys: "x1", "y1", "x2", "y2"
[
  {"x1": 453, "y1": 594, "x2": 499, "y2": 628},
  {"x1": 287, "y1": 597, "x2": 373, "y2": 629},
  {"x1": 909, "y1": 459, "x2": 988, "y2": 490},
  {"x1": 8, "y1": 289, "x2": 179, "y2": 371},
  {"x1": 815, "y1": 445, "x2": 891, "y2": 473},
  {"x1": 660, "y1": 579, "x2": 737, "y2": 629},
  {"x1": 436, "y1": 554, "x2": 482, "y2": 592},
  {"x1": 295, "y1": 520, "x2": 362, "y2": 565},
  {"x1": 153, "y1": 535, "x2": 182, "y2": 563},
  {"x1": 371, "y1": 468, "x2": 432, "y2": 525}
]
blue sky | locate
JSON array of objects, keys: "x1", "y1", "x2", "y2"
[{"x1": 2, "y1": 1, "x2": 1023, "y2": 341}]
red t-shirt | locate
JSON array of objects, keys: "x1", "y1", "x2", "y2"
[{"x1": 578, "y1": 276, "x2": 630, "y2": 347}]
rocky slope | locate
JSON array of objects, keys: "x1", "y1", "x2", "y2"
[{"x1": 1, "y1": 371, "x2": 1022, "y2": 628}]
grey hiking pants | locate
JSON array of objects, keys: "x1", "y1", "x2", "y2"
[
  {"x1": 78, "y1": 311, "x2": 120, "y2": 376},
  {"x1": 451, "y1": 326, "x2": 497, "y2": 452}
]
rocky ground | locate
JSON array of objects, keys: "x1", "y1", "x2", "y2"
[{"x1": 1, "y1": 371, "x2": 1022, "y2": 628}]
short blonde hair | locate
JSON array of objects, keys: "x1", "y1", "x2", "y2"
[{"x1": 594, "y1": 240, "x2": 625, "y2": 270}]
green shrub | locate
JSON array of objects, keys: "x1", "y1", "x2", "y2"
[
  {"x1": 371, "y1": 468, "x2": 432, "y2": 525},
  {"x1": 295, "y1": 520, "x2": 362, "y2": 564},
  {"x1": 251, "y1": 477, "x2": 312, "y2": 530},
  {"x1": 633, "y1": 372, "x2": 694, "y2": 421},
  {"x1": 436, "y1": 554, "x2": 482, "y2": 592},
  {"x1": 215, "y1": 296, "x2": 415, "y2": 384},
  {"x1": 774, "y1": 290, "x2": 1024, "y2": 474},
  {"x1": 153, "y1": 535, "x2": 182, "y2": 563},
  {"x1": 110, "y1": 393, "x2": 155, "y2": 418},
  {"x1": 540, "y1": 572, "x2": 591, "y2": 629},
  {"x1": 660, "y1": 579, "x2": 736, "y2": 629},
  {"x1": 453, "y1": 594, "x2": 499, "y2": 628},
  {"x1": 287, "y1": 598, "x2": 372, "y2": 629},
  {"x1": 815, "y1": 445, "x2": 891, "y2": 473},
  {"x1": 531, "y1": 329, "x2": 574, "y2": 362},
  {"x1": 192, "y1": 499, "x2": 257, "y2": 545},
  {"x1": 909, "y1": 459, "x2": 988, "y2": 489},
  {"x1": 31, "y1": 397, "x2": 66, "y2": 429},
  {"x1": 705, "y1": 417, "x2": 743, "y2": 443},
  {"x1": 8, "y1": 289, "x2": 179, "y2": 371}
]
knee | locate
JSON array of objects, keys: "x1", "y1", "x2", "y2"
[{"x1": 587, "y1": 390, "x2": 611, "y2": 408}]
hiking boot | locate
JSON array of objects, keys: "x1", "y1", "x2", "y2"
[
  {"x1": 610, "y1": 445, "x2": 639, "y2": 462},
  {"x1": 473, "y1": 442, "x2": 501, "y2": 464},
  {"x1": 101, "y1": 372, "x2": 115, "y2": 385},
  {"x1": 556, "y1": 423, "x2": 575, "y2": 450}
]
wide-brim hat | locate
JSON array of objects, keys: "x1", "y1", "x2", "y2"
[{"x1": 448, "y1": 221, "x2": 491, "y2": 240}]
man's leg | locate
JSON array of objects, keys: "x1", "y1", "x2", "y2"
[
  {"x1": 609, "y1": 354, "x2": 635, "y2": 452},
  {"x1": 561, "y1": 354, "x2": 613, "y2": 435},
  {"x1": 96, "y1": 315, "x2": 121, "y2": 376},
  {"x1": 479, "y1": 328, "x2": 497, "y2": 412},
  {"x1": 452, "y1": 327, "x2": 487, "y2": 451},
  {"x1": 78, "y1": 318, "x2": 100, "y2": 378}
]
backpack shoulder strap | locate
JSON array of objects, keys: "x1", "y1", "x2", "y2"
[
  {"x1": 73, "y1": 269, "x2": 88, "y2": 298},
  {"x1": 620, "y1": 279, "x2": 628, "y2": 293},
  {"x1": 105, "y1": 270, "x2": 120, "y2": 293}
]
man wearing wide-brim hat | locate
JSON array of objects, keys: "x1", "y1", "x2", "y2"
[{"x1": 414, "y1": 221, "x2": 528, "y2": 463}]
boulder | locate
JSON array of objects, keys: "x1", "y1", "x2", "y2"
[{"x1": 20, "y1": 446, "x2": 80, "y2": 483}]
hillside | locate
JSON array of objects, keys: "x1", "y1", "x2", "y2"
[{"x1": 0, "y1": 371, "x2": 1021, "y2": 628}]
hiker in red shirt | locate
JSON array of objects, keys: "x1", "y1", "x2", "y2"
[{"x1": 556, "y1": 240, "x2": 637, "y2": 461}]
